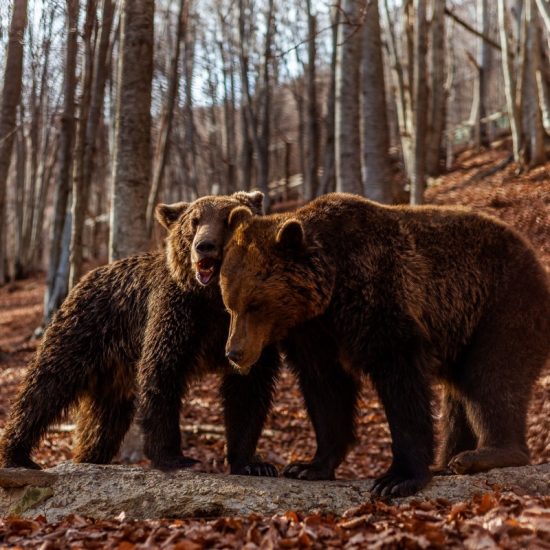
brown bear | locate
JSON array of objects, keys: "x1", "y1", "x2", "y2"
[
  {"x1": 219, "y1": 192, "x2": 550, "y2": 497},
  {"x1": 0, "y1": 191, "x2": 280, "y2": 477}
]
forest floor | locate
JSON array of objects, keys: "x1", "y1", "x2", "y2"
[{"x1": 0, "y1": 145, "x2": 548, "y2": 548}]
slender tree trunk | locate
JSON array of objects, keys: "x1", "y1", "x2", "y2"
[
  {"x1": 335, "y1": 0, "x2": 362, "y2": 194},
  {"x1": 498, "y1": 0, "x2": 524, "y2": 166},
  {"x1": 524, "y1": 0, "x2": 546, "y2": 165},
  {"x1": 146, "y1": 0, "x2": 186, "y2": 233},
  {"x1": 182, "y1": 22, "x2": 199, "y2": 198},
  {"x1": 44, "y1": 0, "x2": 79, "y2": 325},
  {"x1": 319, "y1": 0, "x2": 340, "y2": 196},
  {"x1": 238, "y1": 0, "x2": 273, "y2": 207},
  {"x1": 14, "y1": 124, "x2": 26, "y2": 279},
  {"x1": 69, "y1": 0, "x2": 114, "y2": 287},
  {"x1": 535, "y1": 0, "x2": 550, "y2": 33},
  {"x1": 426, "y1": 0, "x2": 447, "y2": 176},
  {"x1": 109, "y1": 0, "x2": 154, "y2": 261},
  {"x1": 69, "y1": 0, "x2": 97, "y2": 290},
  {"x1": 361, "y1": 0, "x2": 392, "y2": 203},
  {"x1": 304, "y1": 0, "x2": 319, "y2": 201},
  {"x1": 410, "y1": 0, "x2": 429, "y2": 205},
  {"x1": 477, "y1": 0, "x2": 492, "y2": 147},
  {"x1": 218, "y1": 12, "x2": 237, "y2": 195},
  {"x1": 383, "y1": 0, "x2": 414, "y2": 180},
  {"x1": 0, "y1": 0, "x2": 28, "y2": 284}
]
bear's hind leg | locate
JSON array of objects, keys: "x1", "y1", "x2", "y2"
[
  {"x1": 0, "y1": 356, "x2": 89, "y2": 469},
  {"x1": 434, "y1": 388, "x2": 477, "y2": 474},
  {"x1": 73, "y1": 392, "x2": 135, "y2": 464},
  {"x1": 447, "y1": 391, "x2": 530, "y2": 474},
  {"x1": 448, "y1": 267, "x2": 549, "y2": 475}
]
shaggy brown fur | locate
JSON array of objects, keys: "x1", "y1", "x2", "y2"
[
  {"x1": 220, "y1": 193, "x2": 550, "y2": 497},
  {"x1": 0, "y1": 192, "x2": 280, "y2": 476}
]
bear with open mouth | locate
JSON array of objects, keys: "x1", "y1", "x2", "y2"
[{"x1": 0, "y1": 191, "x2": 280, "y2": 477}]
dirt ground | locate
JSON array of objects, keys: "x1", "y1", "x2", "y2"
[{"x1": 0, "y1": 147, "x2": 548, "y2": 548}]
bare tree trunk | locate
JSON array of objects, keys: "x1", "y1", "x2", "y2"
[
  {"x1": 477, "y1": 0, "x2": 492, "y2": 147},
  {"x1": 146, "y1": 0, "x2": 187, "y2": 233},
  {"x1": 44, "y1": 0, "x2": 79, "y2": 325},
  {"x1": 0, "y1": 0, "x2": 28, "y2": 284},
  {"x1": 335, "y1": 0, "x2": 362, "y2": 194},
  {"x1": 218, "y1": 11, "x2": 237, "y2": 195},
  {"x1": 383, "y1": 0, "x2": 413, "y2": 180},
  {"x1": 238, "y1": 0, "x2": 274, "y2": 208},
  {"x1": 535, "y1": 0, "x2": 550, "y2": 33},
  {"x1": 28, "y1": 9, "x2": 56, "y2": 271},
  {"x1": 69, "y1": 0, "x2": 97, "y2": 290},
  {"x1": 304, "y1": 0, "x2": 319, "y2": 201},
  {"x1": 410, "y1": 0, "x2": 429, "y2": 205},
  {"x1": 319, "y1": 0, "x2": 340, "y2": 196},
  {"x1": 361, "y1": 0, "x2": 392, "y2": 203},
  {"x1": 69, "y1": 0, "x2": 114, "y2": 288},
  {"x1": 109, "y1": 0, "x2": 154, "y2": 261},
  {"x1": 535, "y1": 20, "x2": 550, "y2": 133},
  {"x1": 182, "y1": 21, "x2": 199, "y2": 198},
  {"x1": 426, "y1": 0, "x2": 447, "y2": 176},
  {"x1": 523, "y1": 0, "x2": 546, "y2": 165},
  {"x1": 498, "y1": 0, "x2": 524, "y2": 166}
]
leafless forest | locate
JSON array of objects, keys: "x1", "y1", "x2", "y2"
[
  {"x1": 0, "y1": 0, "x2": 548, "y2": 319},
  {"x1": 0, "y1": 1, "x2": 550, "y2": 547}
]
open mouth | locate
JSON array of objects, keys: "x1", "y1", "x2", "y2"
[{"x1": 195, "y1": 257, "x2": 220, "y2": 286}]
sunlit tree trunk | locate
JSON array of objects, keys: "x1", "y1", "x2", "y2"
[
  {"x1": 109, "y1": 0, "x2": 154, "y2": 261},
  {"x1": 523, "y1": 0, "x2": 546, "y2": 166},
  {"x1": 426, "y1": 0, "x2": 447, "y2": 176},
  {"x1": 69, "y1": 0, "x2": 97, "y2": 290},
  {"x1": 0, "y1": 0, "x2": 28, "y2": 284},
  {"x1": 477, "y1": 0, "x2": 492, "y2": 148},
  {"x1": 44, "y1": 0, "x2": 79, "y2": 324},
  {"x1": 335, "y1": 0, "x2": 362, "y2": 194},
  {"x1": 319, "y1": 0, "x2": 340, "y2": 196},
  {"x1": 304, "y1": 0, "x2": 319, "y2": 201},
  {"x1": 498, "y1": 0, "x2": 524, "y2": 166},
  {"x1": 410, "y1": 0, "x2": 428, "y2": 205},
  {"x1": 362, "y1": 0, "x2": 392, "y2": 203},
  {"x1": 146, "y1": 0, "x2": 186, "y2": 233}
]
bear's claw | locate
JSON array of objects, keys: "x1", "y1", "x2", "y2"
[
  {"x1": 371, "y1": 470, "x2": 431, "y2": 498},
  {"x1": 282, "y1": 461, "x2": 335, "y2": 481},
  {"x1": 233, "y1": 461, "x2": 278, "y2": 477}
]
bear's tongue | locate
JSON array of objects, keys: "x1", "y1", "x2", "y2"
[{"x1": 196, "y1": 258, "x2": 218, "y2": 285}]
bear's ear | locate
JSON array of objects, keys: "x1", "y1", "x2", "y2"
[
  {"x1": 276, "y1": 219, "x2": 305, "y2": 251},
  {"x1": 228, "y1": 206, "x2": 253, "y2": 231},
  {"x1": 232, "y1": 190, "x2": 264, "y2": 215},
  {"x1": 155, "y1": 202, "x2": 189, "y2": 230}
]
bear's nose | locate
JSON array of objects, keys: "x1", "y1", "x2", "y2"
[
  {"x1": 195, "y1": 240, "x2": 216, "y2": 254},
  {"x1": 226, "y1": 349, "x2": 243, "y2": 364}
]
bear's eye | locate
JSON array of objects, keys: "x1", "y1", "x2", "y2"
[{"x1": 191, "y1": 216, "x2": 200, "y2": 229}]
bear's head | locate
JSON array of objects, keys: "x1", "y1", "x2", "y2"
[
  {"x1": 220, "y1": 210, "x2": 335, "y2": 374},
  {"x1": 155, "y1": 191, "x2": 264, "y2": 287}
]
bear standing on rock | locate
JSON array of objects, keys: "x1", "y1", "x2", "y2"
[
  {"x1": 0, "y1": 192, "x2": 280, "y2": 477},
  {"x1": 220, "y1": 192, "x2": 550, "y2": 497}
]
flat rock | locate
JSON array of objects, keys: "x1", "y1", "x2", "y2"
[{"x1": 0, "y1": 462, "x2": 547, "y2": 521}]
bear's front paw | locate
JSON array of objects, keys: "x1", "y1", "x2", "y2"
[
  {"x1": 232, "y1": 461, "x2": 278, "y2": 477},
  {"x1": 152, "y1": 455, "x2": 200, "y2": 471},
  {"x1": 371, "y1": 469, "x2": 431, "y2": 498},
  {"x1": 282, "y1": 461, "x2": 335, "y2": 481}
]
